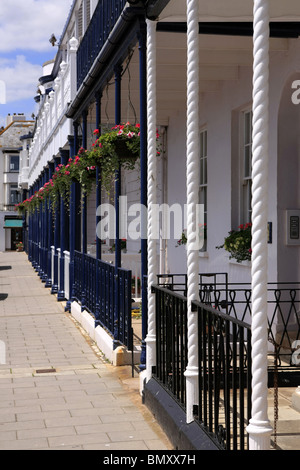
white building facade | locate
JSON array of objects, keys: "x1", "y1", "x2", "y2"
[
  {"x1": 18, "y1": 0, "x2": 300, "y2": 451},
  {"x1": 0, "y1": 114, "x2": 34, "y2": 252}
]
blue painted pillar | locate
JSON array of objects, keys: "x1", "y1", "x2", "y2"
[
  {"x1": 41, "y1": 168, "x2": 48, "y2": 282},
  {"x1": 81, "y1": 110, "x2": 88, "y2": 311},
  {"x1": 51, "y1": 156, "x2": 61, "y2": 294},
  {"x1": 21, "y1": 189, "x2": 28, "y2": 253},
  {"x1": 73, "y1": 122, "x2": 81, "y2": 253},
  {"x1": 45, "y1": 162, "x2": 54, "y2": 288},
  {"x1": 28, "y1": 186, "x2": 33, "y2": 262},
  {"x1": 66, "y1": 134, "x2": 75, "y2": 312},
  {"x1": 82, "y1": 110, "x2": 88, "y2": 255},
  {"x1": 35, "y1": 176, "x2": 42, "y2": 274},
  {"x1": 95, "y1": 92, "x2": 102, "y2": 324},
  {"x1": 58, "y1": 148, "x2": 69, "y2": 301},
  {"x1": 138, "y1": 19, "x2": 148, "y2": 370},
  {"x1": 114, "y1": 64, "x2": 122, "y2": 347},
  {"x1": 95, "y1": 92, "x2": 102, "y2": 261}
]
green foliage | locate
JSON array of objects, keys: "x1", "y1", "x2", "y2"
[{"x1": 217, "y1": 223, "x2": 252, "y2": 263}]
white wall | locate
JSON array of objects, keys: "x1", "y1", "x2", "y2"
[{"x1": 166, "y1": 39, "x2": 300, "y2": 286}]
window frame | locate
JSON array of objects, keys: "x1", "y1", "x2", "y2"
[
  {"x1": 199, "y1": 127, "x2": 208, "y2": 251},
  {"x1": 240, "y1": 108, "x2": 253, "y2": 225}
]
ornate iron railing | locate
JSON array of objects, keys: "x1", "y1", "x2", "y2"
[
  {"x1": 77, "y1": 0, "x2": 127, "y2": 89},
  {"x1": 152, "y1": 285, "x2": 188, "y2": 409},
  {"x1": 192, "y1": 300, "x2": 252, "y2": 451},
  {"x1": 157, "y1": 273, "x2": 300, "y2": 368},
  {"x1": 73, "y1": 250, "x2": 133, "y2": 350},
  {"x1": 152, "y1": 284, "x2": 252, "y2": 450}
]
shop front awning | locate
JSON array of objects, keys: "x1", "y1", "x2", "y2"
[{"x1": 4, "y1": 219, "x2": 23, "y2": 228}]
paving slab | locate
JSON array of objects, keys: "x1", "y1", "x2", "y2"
[{"x1": 0, "y1": 251, "x2": 172, "y2": 451}]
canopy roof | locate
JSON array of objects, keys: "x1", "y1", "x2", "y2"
[{"x1": 159, "y1": 0, "x2": 300, "y2": 23}]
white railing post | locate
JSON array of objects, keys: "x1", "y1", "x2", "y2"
[
  {"x1": 64, "y1": 250, "x2": 70, "y2": 300},
  {"x1": 184, "y1": 0, "x2": 200, "y2": 424},
  {"x1": 246, "y1": 0, "x2": 273, "y2": 450},
  {"x1": 145, "y1": 18, "x2": 157, "y2": 383},
  {"x1": 69, "y1": 37, "x2": 78, "y2": 101}
]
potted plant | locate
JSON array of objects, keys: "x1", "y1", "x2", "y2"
[
  {"x1": 16, "y1": 241, "x2": 24, "y2": 252},
  {"x1": 216, "y1": 223, "x2": 252, "y2": 263}
]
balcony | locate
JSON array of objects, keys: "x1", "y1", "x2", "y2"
[
  {"x1": 0, "y1": 204, "x2": 17, "y2": 212},
  {"x1": 76, "y1": 0, "x2": 131, "y2": 90},
  {"x1": 27, "y1": 37, "x2": 78, "y2": 186}
]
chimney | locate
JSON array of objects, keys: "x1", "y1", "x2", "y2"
[{"x1": 6, "y1": 113, "x2": 25, "y2": 127}]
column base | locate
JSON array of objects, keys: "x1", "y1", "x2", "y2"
[
  {"x1": 57, "y1": 290, "x2": 65, "y2": 301},
  {"x1": 145, "y1": 334, "x2": 156, "y2": 383},
  {"x1": 246, "y1": 419, "x2": 273, "y2": 450},
  {"x1": 184, "y1": 366, "x2": 199, "y2": 424},
  {"x1": 51, "y1": 284, "x2": 58, "y2": 294}
]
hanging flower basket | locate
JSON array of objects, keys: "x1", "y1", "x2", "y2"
[
  {"x1": 87, "y1": 123, "x2": 141, "y2": 193},
  {"x1": 16, "y1": 123, "x2": 161, "y2": 214}
]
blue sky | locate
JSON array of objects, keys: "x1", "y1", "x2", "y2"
[{"x1": 0, "y1": 0, "x2": 73, "y2": 127}]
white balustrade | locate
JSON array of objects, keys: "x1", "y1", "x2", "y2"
[{"x1": 25, "y1": 37, "x2": 78, "y2": 189}]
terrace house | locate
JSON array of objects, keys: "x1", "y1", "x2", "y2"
[{"x1": 18, "y1": 0, "x2": 300, "y2": 450}]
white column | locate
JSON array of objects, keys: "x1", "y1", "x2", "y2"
[
  {"x1": 184, "y1": 0, "x2": 200, "y2": 424},
  {"x1": 246, "y1": 0, "x2": 273, "y2": 450},
  {"x1": 145, "y1": 18, "x2": 157, "y2": 383}
]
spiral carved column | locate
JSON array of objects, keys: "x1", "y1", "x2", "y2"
[
  {"x1": 145, "y1": 18, "x2": 157, "y2": 383},
  {"x1": 184, "y1": 0, "x2": 200, "y2": 424},
  {"x1": 246, "y1": 0, "x2": 273, "y2": 450}
]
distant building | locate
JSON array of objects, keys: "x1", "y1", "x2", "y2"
[{"x1": 0, "y1": 114, "x2": 34, "y2": 251}]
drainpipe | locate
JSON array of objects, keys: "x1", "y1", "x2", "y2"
[{"x1": 246, "y1": 0, "x2": 273, "y2": 450}]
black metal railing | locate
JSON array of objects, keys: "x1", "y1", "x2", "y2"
[
  {"x1": 152, "y1": 285, "x2": 188, "y2": 409},
  {"x1": 77, "y1": 0, "x2": 127, "y2": 89},
  {"x1": 192, "y1": 300, "x2": 252, "y2": 451},
  {"x1": 157, "y1": 273, "x2": 300, "y2": 368},
  {"x1": 73, "y1": 250, "x2": 133, "y2": 351},
  {"x1": 152, "y1": 284, "x2": 252, "y2": 450}
]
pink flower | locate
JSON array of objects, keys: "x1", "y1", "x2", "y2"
[
  {"x1": 65, "y1": 171, "x2": 70, "y2": 175},
  {"x1": 93, "y1": 129, "x2": 100, "y2": 135}
]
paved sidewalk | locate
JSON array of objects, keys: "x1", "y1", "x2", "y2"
[{"x1": 0, "y1": 251, "x2": 172, "y2": 451}]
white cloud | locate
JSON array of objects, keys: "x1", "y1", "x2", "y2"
[
  {"x1": 0, "y1": 55, "x2": 42, "y2": 103},
  {"x1": 0, "y1": 0, "x2": 73, "y2": 52}
]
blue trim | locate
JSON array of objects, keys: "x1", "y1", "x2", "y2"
[
  {"x1": 138, "y1": 19, "x2": 147, "y2": 370},
  {"x1": 51, "y1": 157, "x2": 61, "y2": 295},
  {"x1": 57, "y1": 149, "x2": 69, "y2": 301},
  {"x1": 113, "y1": 64, "x2": 122, "y2": 349},
  {"x1": 156, "y1": 21, "x2": 300, "y2": 38}
]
